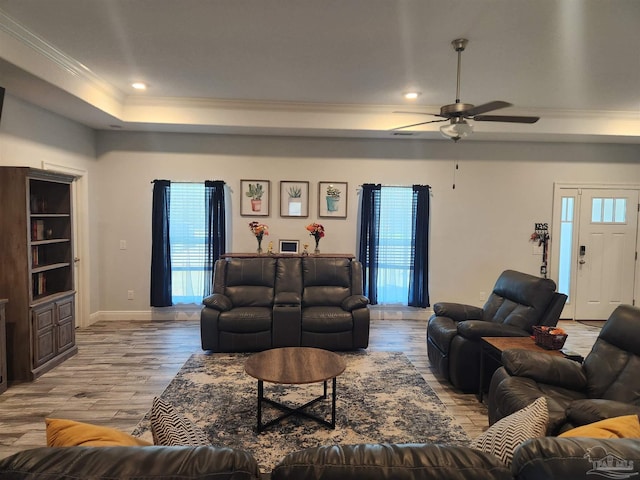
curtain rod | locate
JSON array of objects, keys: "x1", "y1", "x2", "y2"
[
  {"x1": 150, "y1": 180, "x2": 225, "y2": 184},
  {"x1": 358, "y1": 184, "x2": 431, "y2": 189}
]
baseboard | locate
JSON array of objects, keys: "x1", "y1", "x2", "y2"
[
  {"x1": 89, "y1": 306, "x2": 203, "y2": 322},
  {"x1": 88, "y1": 305, "x2": 432, "y2": 323}
]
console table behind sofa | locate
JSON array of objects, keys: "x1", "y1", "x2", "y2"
[{"x1": 200, "y1": 256, "x2": 369, "y2": 352}]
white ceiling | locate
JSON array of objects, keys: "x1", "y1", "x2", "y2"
[{"x1": 0, "y1": 0, "x2": 639, "y2": 142}]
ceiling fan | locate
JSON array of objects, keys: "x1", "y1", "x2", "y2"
[{"x1": 393, "y1": 38, "x2": 540, "y2": 141}]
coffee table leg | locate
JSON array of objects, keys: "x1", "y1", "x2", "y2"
[
  {"x1": 331, "y1": 377, "x2": 337, "y2": 428},
  {"x1": 257, "y1": 380, "x2": 263, "y2": 432}
]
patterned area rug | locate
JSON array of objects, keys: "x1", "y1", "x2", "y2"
[{"x1": 132, "y1": 351, "x2": 470, "y2": 472}]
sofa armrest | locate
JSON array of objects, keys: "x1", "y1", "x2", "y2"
[
  {"x1": 457, "y1": 320, "x2": 530, "y2": 340},
  {"x1": 275, "y1": 292, "x2": 301, "y2": 306},
  {"x1": 342, "y1": 295, "x2": 369, "y2": 312},
  {"x1": 202, "y1": 293, "x2": 232, "y2": 311},
  {"x1": 567, "y1": 399, "x2": 640, "y2": 426},
  {"x1": 433, "y1": 302, "x2": 483, "y2": 321},
  {"x1": 502, "y1": 349, "x2": 587, "y2": 391},
  {"x1": 512, "y1": 437, "x2": 640, "y2": 480}
]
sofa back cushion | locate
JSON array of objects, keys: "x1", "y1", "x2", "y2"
[
  {"x1": 583, "y1": 304, "x2": 640, "y2": 403},
  {"x1": 223, "y1": 258, "x2": 276, "y2": 307},
  {"x1": 302, "y1": 258, "x2": 351, "y2": 307},
  {"x1": 483, "y1": 270, "x2": 556, "y2": 331},
  {"x1": 275, "y1": 257, "x2": 303, "y2": 295}
]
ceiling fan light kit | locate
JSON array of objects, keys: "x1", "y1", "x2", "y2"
[
  {"x1": 393, "y1": 38, "x2": 539, "y2": 141},
  {"x1": 440, "y1": 118, "x2": 473, "y2": 142}
]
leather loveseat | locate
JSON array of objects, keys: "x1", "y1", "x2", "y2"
[
  {"x1": 200, "y1": 256, "x2": 370, "y2": 352},
  {"x1": 3, "y1": 438, "x2": 639, "y2": 479},
  {"x1": 427, "y1": 270, "x2": 567, "y2": 392},
  {"x1": 488, "y1": 303, "x2": 640, "y2": 435}
]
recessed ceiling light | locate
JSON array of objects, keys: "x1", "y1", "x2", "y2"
[
  {"x1": 403, "y1": 92, "x2": 421, "y2": 100},
  {"x1": 131, "y1": 82, "x2": 147, "y2": 90}
]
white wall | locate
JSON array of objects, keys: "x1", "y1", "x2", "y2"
[
  {"x1": 95, "y1": 131, "x2": 640, "y2": 314},
  {"x1": 0, "y1": 95, "x2": 99, "y2": 325},
  {"x1": 2, "y1": 95, "x2": 639, "y2": 319}
]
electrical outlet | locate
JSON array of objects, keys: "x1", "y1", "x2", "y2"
[
  {"x1": 120, "y1": 240, "x2": 127, "y2": 250},
  {"x1": 127, "y1": 290, "x2": 134, "y2": 300},
  {"x1": 479, "y1": 291, "x2": 486, "y2": 302}
]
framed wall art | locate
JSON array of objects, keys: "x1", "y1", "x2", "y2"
[
  {"x1": 279, "y1": 239, "x2": 300, "y2": 254},
  {"x1": 280, "y1": 180, "x2": 309, "y2": 217},
  {"x1": 240, "y1": 179, "x2": 270, "y2": 217},
  {"x1": 318, "y1": 181, "x2": 347, "y2": 218}
]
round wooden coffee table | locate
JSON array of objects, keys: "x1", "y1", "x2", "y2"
[{"x1": 244, "y1": 347, "x2": 346, "y2": 433}]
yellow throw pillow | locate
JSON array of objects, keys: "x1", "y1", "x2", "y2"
[
  {"x1": 559, "y1": 415, "x2": 640, "y2": 439},
  {"x1": 46, "y1": 418, "x2": 152, "y2": 447}
]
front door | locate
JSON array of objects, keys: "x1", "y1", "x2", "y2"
[{"x1": 574, "y1": 189, "x2": 638, "y2": 320}]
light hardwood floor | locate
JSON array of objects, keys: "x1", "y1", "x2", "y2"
[{"x1": 0, "y1": 313, "x2": 602, "y2": 460}]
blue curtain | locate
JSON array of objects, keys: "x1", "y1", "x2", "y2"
[
  {"x1": 150, "y1": 180, "x2": 172, "y2": 307},
  {"x1": 204, "y1": 180, "x2": 226, "y2": 298},
  {"x1": 358, "y1": 184, "x2": 381, "y2": 304},
  {"x1": 408, "y1": 184, "x2": 430, "y2": 307}
]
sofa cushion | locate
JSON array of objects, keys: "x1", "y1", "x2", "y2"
[
  {"x1": 302, "y1": 307, "x2": 353, "y2": 332},
  {"x1": 271, "y1": 443, "x2": 512, "y2": 480},
  {"x1": 226, "y1": 286, "x2": 275, "y2": 307},
  {"x1": 150, "y1": 397, "x2": 210, "y2": 446},
  {"x1": 558, "y1": 415, "x2": 640, "y2": 439},
  {"x1": 471, "y1": 396, "x2": 548, "y2": 466},
  {"x1": 218, "y1": 307, "x2": 272, "y2": 332},
  {"x1": 46, "y1": 418, "x2": 152, "y2": 447}
]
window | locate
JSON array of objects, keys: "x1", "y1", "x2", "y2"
[
  {"x1": 169, "y1": 183, "x2": 207, "y2": 304},
  {"x1": 557, "y1": 196, "x2": 575, "y2": 300},
  {"x1": 591, "y1": 197, "x2": 626, "y2": 223},
  {"x1": 150, "y1": 180, "x2": 226, "y2": 307},
  {"x1": 377, "y1": 187, "x2": 414, "y2": 303}
]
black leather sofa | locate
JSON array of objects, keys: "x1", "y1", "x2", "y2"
[
  {"x1": 427, "y1": 270, "x2": 567, "y2": 392},
  {"x1": 488, "y1": 303, "x2": 640, "y2": 435},
  {"x1": 200, "y1": 256, "x2": 370, "y2": 352},
  {"x1": 3, "y1": 438, "x2": 639, "y2": 479},
  {"x1": 0, "y1": 445, "x2": 261, "y2": 479}
]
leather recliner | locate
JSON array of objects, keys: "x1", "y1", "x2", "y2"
[
  {"x1": 488, "y1": 303, "x2": 640, "y2": 434},
  {"x1": 200, "y1": 256, "x2": 369, "y2": 352},
  {"x1": 427, "y1": 270, "x2": 567, "y2": 393}
]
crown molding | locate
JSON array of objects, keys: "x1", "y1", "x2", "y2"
[{"x1": 0, "y1": 9, "x2": 122, "y2": 100}]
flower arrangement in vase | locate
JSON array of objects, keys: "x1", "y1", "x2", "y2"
[
  {"x1": 249, "y1": 221, "x2": 269, "y2": 253},
  {"x1": 306, "y1": 222, "x2": 325, "y2": 254}
]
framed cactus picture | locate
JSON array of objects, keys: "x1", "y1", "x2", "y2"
[
  {"x1": 318, "y1": 181, "x2": 348, "y2": 218},
  {"x1": 240, "y1": 179, "x2": 270, "y2": 216},
  {"x1": 280, "y1": 181, "x2": 309, "y2": 217}
]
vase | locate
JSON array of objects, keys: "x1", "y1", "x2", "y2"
[
  {"x1": 257, "y1": 237, "x2": 263, "y2": 254},
  {"x1": 314, "y1": 238, "x2": 320, "y2": 254}
]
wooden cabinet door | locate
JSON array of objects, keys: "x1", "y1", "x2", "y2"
[
  {"x1": 32, "y1": 303, "x2": 56, "y2": 367},
  {"x1": 56, "y1": 296, "x2": 75, "y2": 353}
]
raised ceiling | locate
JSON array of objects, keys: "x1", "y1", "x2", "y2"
[{"x1": 0, "y1": 0, "x2": 639, "y2": 142}]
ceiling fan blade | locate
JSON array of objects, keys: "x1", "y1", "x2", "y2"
[
  {"x1": 473, "y1": 114, "x2": 540, "y2": 124},
  {"x1": 464, "y1": 101, "x2": 512, "y2": 117},
  {"x1": 392, "y1": 118, "x2": 449, "y2": 130},
  {"x1": 392, "y1": 111, "x2": 440, "y2": 116}
]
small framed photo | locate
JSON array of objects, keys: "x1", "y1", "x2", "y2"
[
  {"x1": 318, "y1": 181, "x2": 348, "y2": 218},
  {"x1": 279, "y1": 240, "x2": 300, "y2": 254},
  {"x1": 240, "y1": 179, "x2": 270, "y2": 217},
  {"x1": 280, "y1": 181, "x2": 309, "y2": 217}
]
